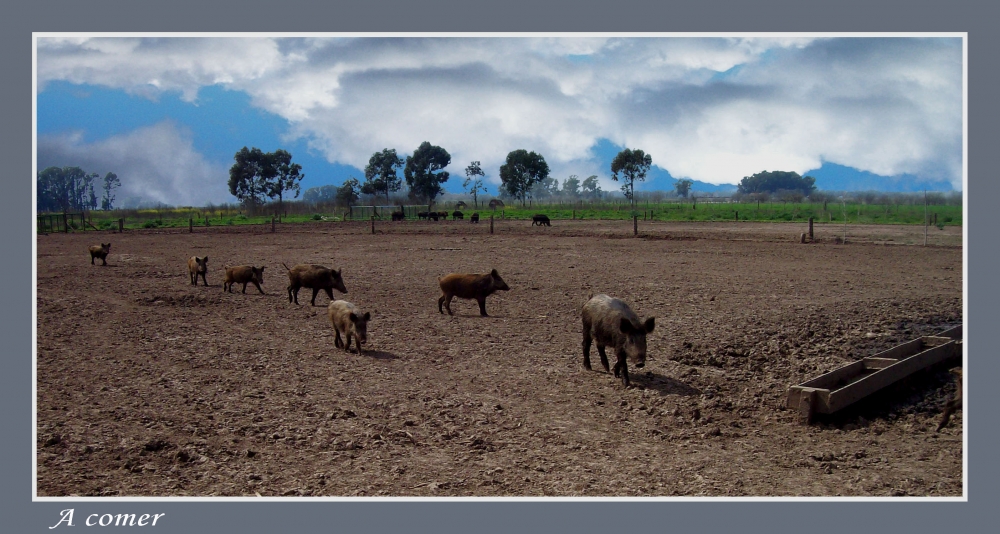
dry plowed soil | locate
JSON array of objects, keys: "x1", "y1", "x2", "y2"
[{"x1": 36, "y1": 220, "x2": 963, "y2": 497}]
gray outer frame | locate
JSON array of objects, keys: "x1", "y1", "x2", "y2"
[{"x1": 8, "y1": 1, "x2": 989, "y2": 533}]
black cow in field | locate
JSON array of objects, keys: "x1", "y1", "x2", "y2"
[
  {"x1": 418, "y1": 212, "x2": 429, "y2": 220},
  {"x1": 452, "y1": 211, "x2": 464, "y2": 220},
  {"x1": 391, "y1": 211, "x2": 405, "y2": 221},
  {"x1": 470, "y1": 213, "x2": 480, "y2": 223},
  {"x1": 532, "y1": 214, "x2": 551, "y2": 226}
]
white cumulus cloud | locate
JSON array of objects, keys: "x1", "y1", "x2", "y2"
[{"x1": 37, "y1": 121, "x2": 232, "y2": 207}]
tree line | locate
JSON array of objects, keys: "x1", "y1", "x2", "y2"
[
  {"x1": 37, "y1": 166, "x2": 120, "y2": 213},
  {"x1": 295, "y1": 144, "x2": 667, "y2": 210}
]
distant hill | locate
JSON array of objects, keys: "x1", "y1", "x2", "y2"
[{"x1": 802, "y1": 162, "x2": 957, "y2": 192}]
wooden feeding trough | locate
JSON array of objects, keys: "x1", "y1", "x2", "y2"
[{"x1": 787, "y1": 325, "x2": 962, "y2": 424}]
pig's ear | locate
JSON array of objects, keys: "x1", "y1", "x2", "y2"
[
  {"x1": 644, "y1": 317, "x2": 655, "y2": 333},
  {"x1": 491, "y1": 269, "x2": 499, "y2": 277},
  {"x1": 349, "y1": 313, "x2": 359, "y2": 323},
  {"x1": 363, "y1": 312, "x2": 371, "y2": 321},
  {"x1": 203, "y1": 256, "x2": 208, "y2": 263},
  {"x1": 620, "y1": 318, "x2": 634, "y2": 334}
]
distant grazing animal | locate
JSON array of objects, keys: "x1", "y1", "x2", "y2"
[
  {"x1": 418, "y1": 212, "x2": 429, "y2": 220},
  {"x1": 936, "y1": 368, "x2": 963, "y2": 432},
  {"x1": 328, "y1": 300, "x2": 372, "y2": 354},
  {"x1": 391, "y1": 211, "x2": 405, "y2": 221},
  {"x1": 438, "y1": 269, "x2": 510, "y2": 317},
  {"x1": 188, "y1": 256, "x2": 209, "y2": 286},
  {"x1": 581, "y1": 294, "x2": 655, "y2": 388},
  {"x1": 452, "y1": 211, "x2": 464, "y2": 220},
  {"x1": 428, "y1": 212, "x2": 439, "y2": 221},
  {"x1": 223, "y1": 265, "x2": 265, "y2": 294},
  {"x1": 531, "y1": 214, "x2": 551, "y2": 226},
  {"x1": 470, "y1": 213, "x2": 480, "y2": 223},
  {"x1": 89, "y1": 243, "x2": 111, "y2": 265},
  {"x1": 283, "y1": 263, "x2": 348, "y2": 306},
  {"x1": 438, "y1": 211, "x2": 449, "y2": 220}
]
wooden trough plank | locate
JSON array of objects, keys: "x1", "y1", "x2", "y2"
[
  {"x1": 796, "y1": 361, "x2": 866, "y2": 390},
  {"x1": 936, "y1": 325, "x2": 963, "y2": 340},
  {"x1": 862, "y1": 357, "x2": 899, "y2": 370},
  {"x1": 826, "y1": 341, "x2": 958, "y2": 413},
  {"x1": 870, "y1": 338, "x2": 925, "y2": 361}
]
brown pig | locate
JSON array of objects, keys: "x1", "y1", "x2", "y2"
[
  {"x1": 283, "y1": 263, "x2": 348, "y2": 306},
  {"x1": 328, "y1": 300, "x2": 372, "y2": 354},
  {"x1": 188, "y1": 256, "x2": 209, "y2": 286},
  {"x1": 437, "y1": 269, "x2": 510, "y2": 317},
  {"x1": 89, "y1": 243, "x2": 111, "y2": 265},
  {"x1": 581, "y1": 294, "x2": 655, "y2": 387},
  {"x1": 223, "y1": 265, "x2": 265, "y2": 294}
]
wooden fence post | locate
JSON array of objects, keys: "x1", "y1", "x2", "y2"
[
  {"x1": 118, "y1": 218, "x2": 124, "y2": 233},
  {"x1": 633, "y1": 215, "x2": 638, "y2": 236},
  {"x1": 272, "y1": 216, "x2": 276, "y2": 233},
  {"x1": 490, "y1": 215, "x2": 494, "y2": 235},
  {"x1": 808, "y1": 217, "x2": 814, "y2": 241},
  {"x1": 190, "y1": 217, "x2": 194, "y2": 233},
  {"x1": 370, "y1": 216, "x2": 375, "y2": 235},
  {"x1": 63, "y1": 213, "x2": 68, "y2": 233}
]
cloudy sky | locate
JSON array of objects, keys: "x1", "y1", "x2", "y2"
[{"x1": 35, "y1": 35, "x2": 964, "y2": 206}]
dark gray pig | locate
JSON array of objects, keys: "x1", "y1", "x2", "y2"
[
  {"x1": 188, "y1": 256, "x2": 209, "y2": 286},
  {"x1": 328, "y1": 300, "x2": 372, "y2": 354},
  {"x1": 89, "y1": 243, "x2": 111, "y2": 265},
  {"x1": 581, "y1": 294, "x2": 655, "y2": 387}
]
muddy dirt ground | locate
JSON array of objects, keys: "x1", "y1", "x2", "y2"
[{"x1": 36, "y1": 219, "x2": 964, "y2": 497}]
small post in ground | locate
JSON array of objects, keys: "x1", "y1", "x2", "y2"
[
  {"x1": 808, "y1": 217, "x2": 814, "y2": 241},
  {"x1": 370, "y1": 216, "x2": 375, "y2": 235},
  {"x1": 190, "y1": 217, "x2": 194, "y2": 233},
  {"x1": 633, "y1": 215, "x2": 638, "y2": 236},
  {"x1": 490, "y1": 215, "x2": 494, "y2": 235}
]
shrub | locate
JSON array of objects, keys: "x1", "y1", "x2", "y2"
[{"x1": 142, "y1": 220, "x2": 160, "y2": 229}]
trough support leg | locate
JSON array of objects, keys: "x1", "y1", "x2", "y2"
[{"x1": 797, "y1": 388, "x2": 818, "y2": 425}]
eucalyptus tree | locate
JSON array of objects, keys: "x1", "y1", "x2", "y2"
[
  {"x1": 361, "y1": 148, "x2": 404, "y2": 204},
  {"x1": 404, "y1": 142, "x2": 451, "y2": 207},
  {"x1": 499, "y1": 149, "x2": 549, "y2": 206},
  {"x1": 610, "y1": 148, "x2": 652, "y2": 209}
]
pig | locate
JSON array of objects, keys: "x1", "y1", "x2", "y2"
[
  {"x1": 89, "y1": 243, "x2": 111, "y2": 265},
  {"x1": 187, "y1": 256, "x2": 209, "y2": 286},
  {"x1": 418, "y1": 212, "x2": 429, "y2": 220},
  {"x1": 936, "y1": 367, "x2": 963, "y2": 432},
  {"x1": 452, "y1": 211, "x2": 464, "y2": 220},
  {"x1": 391, "y1": 211, "x2": 405, "y2": 221},
  {"x1": 470, "y1": 213, "x2": 480, "y2": 223},
  {"x1": 531, "y1": 214, "x2": 551, "y2": 226},
  {"x1": 581, "y1": 294, "x2": 655, "y2": 387},
  {"x1": 223, "y1": 265, "x2": 265, "y2": 294},
  {"x1": 438, "y1": 211, "x2": 449, "y2": 220},
  {"x1": 328, "y1": 300, "x2": 372, "y2": 354},
  {"x1": 428, "y1": 212, "x2": 439, "y2": 221},
  {"x1": 438, "y1": 269, "x2": 510, "y2": 317},
  {"x1": 283, "y1": 263, "x2": 348, "y2": 306}
]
